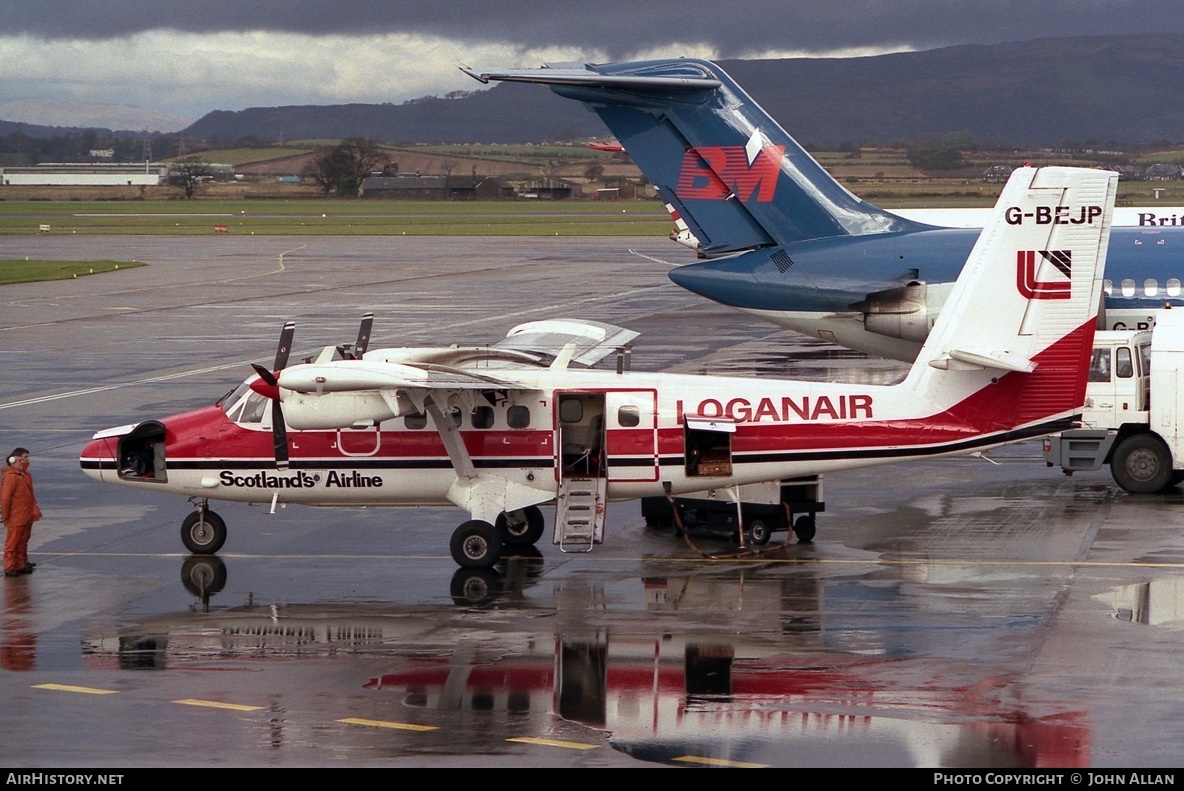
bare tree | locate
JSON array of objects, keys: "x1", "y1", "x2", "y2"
[
  {"x1": 305, "y1": 139, "x2": 385, "y2": 197},
  {"x1": 167, "y1": 157, "x2": 213, "y2": 199}
]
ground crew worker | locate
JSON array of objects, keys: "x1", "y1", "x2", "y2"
[{"x1": 2, "y1": 448, "x2": 41, "y2": 577}]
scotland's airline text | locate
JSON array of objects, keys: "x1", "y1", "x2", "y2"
[{"x1": 219, "y1": 470, "x2": 383, "y2": 488}]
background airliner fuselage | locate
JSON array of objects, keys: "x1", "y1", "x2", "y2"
[{"x1": 669, "y1": 223, "x2": 1175, "y2": 361}]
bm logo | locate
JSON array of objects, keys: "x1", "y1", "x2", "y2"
[
  {"x1": 677, "y1": 133, "x2": 785, "y2": 202},
  {"x1": 1017, "y1": 250, "x2": 1072, "y2": 300}
]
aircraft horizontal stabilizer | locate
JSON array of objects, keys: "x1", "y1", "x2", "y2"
[
  {"x1": 461, "y1": 66, "x2": 721, "y2": 92},
  {"x1": 930, "y1": 348, "x2": 1037, "y2": 373}
]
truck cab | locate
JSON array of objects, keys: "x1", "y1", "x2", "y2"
[
  {"x1": 1043, "y1": 313, "x2": 1183, "y2": 493},
  {"x1": 1080, "y1": 329, "x2": 1152, "y2": 430}
]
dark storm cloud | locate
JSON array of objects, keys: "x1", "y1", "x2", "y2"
[{"x1": 8, "y1": 1, "x2": 1184, "y2": 55}]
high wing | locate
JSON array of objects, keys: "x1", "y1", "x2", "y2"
[
  {"x1": 273, "y1": 318, "x2": 638, "y2": 523},
  {"x1": 279, "y1": 361, "x2": 521, "y2": 394},
  {"x1": 276, "y1": 318, "x2": 637, "y2": 430},
  {"x1": 495, "y1": 319, "x2": 638, "y2": 367}
]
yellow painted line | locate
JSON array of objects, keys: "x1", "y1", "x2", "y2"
[
  {"x1": 338, "y1": 717, "x2": 438, "y2": 732},
  {"x1": 674, "y1": 755, "x2": 767, "y2": 769},
  {"x1": 507, "y1": 736, "x2": 599, "y2": 751},
  {"x1": 33, "y1": 683, "x2": 118, "y2": 695},
  {"x1": 173, "y1": 698, "x2": 264, "y2": 712}
]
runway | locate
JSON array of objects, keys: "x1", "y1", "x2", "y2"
[{"x1": 1, "y1": 234, "x2": 1183, "y2": 768}]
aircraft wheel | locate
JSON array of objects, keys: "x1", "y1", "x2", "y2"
[
  {"x1": 747, "y1": 518, "x2": 772, "y2": 546},
  {"x1": 181, "y1": 555, "x2": 227, "y2": 598},
  {"x1": 495, "y1": 506, "x2": 545, "y2": 546},
  {"x1": 180, "y1": 510, "x2": 227, "y2": 554},
  {"x1": 450, "y1": 520, "x2": 503, "y2": 569},
  {"x1": 1111, "y1": 434, "x2": 1173, "y2": 493},
  {"x1": 793, "y1": 515, "x2": 816, "y2": 544}
]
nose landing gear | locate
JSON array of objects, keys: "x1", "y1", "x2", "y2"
[{"x1": 181, "y1": 502, "x2": 227, "y2": 554}]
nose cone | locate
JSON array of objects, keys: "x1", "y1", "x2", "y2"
[{"x1": 80, "y1": 435, "x2": 118, "y2": 481}]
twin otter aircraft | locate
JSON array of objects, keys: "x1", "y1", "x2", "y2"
[{"x1": 82, "y1": 167, "x2": 1114, "y2": 569}]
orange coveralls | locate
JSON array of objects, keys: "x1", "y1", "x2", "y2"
[{"x1": 2, "y1": 464, "x2": 42, "y2": 574}]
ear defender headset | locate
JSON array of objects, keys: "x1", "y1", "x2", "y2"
[{"x1": 6, "y1": 456, "x2": 14, "y2": 465}]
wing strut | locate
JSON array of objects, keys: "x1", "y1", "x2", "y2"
[{"x1": 421, "y1": 393, "x2": 476, "y2": 480}]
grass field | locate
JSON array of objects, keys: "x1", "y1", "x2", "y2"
[
  {"x1": 0, "y1": 259, "x2": 144, "y2": 284},
  {"x1": 0, "y1": 200, "x2": 675, "y2": 236}
]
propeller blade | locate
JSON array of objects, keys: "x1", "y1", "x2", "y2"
[
  {"x1": 355, "y1": 312, "x2": 373, "y2": 359},
  {"x1": 271, "y1": 401, "x2": 289, "y2": 470},
  {"x1": 250, "y1": 363, "x2": 278, "y2": 388},
  {"x1": 274, "y1": 321, "x2": 296, "y2": 371}
]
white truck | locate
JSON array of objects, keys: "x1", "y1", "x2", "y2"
[{"x1": 1042, "y1": 309, "x2": 1184, "y2": 492}]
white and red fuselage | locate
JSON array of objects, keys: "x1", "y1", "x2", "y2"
[{"x1": 79, "y1": 325, "x2": 1091, "y2": 511}]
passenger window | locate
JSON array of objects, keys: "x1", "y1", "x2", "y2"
[
  {"x1": 448, "y1": 407, "x2": 462, "y2": 428},
  {"x1": 1169, "y1": 278, "x2": 1182, "y2": 297},
  {"x1": 617, "y1": 405, "x2": 641, "y2": 428},
  {"x1": 1116, "y1": 347, "x2": 1134, "y2": 378},
  {"x1": 1145, "y1": 279, "x2": 1159, "y2": 297},
  {"x1": 507, "y1": 405, "x2": 531, "y2": 429},
  {"x1": 1102, "y1": 279, "x2": 1113, "y2": 296},
  {"x1": 471, "y1": 405, "x2": 494, "y2": 429},
  {"x1": 1122, "y1": 279, "x2": 1136, "y2": 297},
  {"x1": 1088, "y1": 349, "x2": 1112, "y2": 383},
  {"x1": 404, "y1": 412, "x2": 427, "y2": 430}
]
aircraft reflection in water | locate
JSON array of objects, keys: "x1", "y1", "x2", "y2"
[{"x1": 82, "y1": 557, "x2": 1090, "y2": 768}]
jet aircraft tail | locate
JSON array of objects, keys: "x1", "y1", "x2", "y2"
[
  {"x1": 904, "y1": 166, "x2": 1116, "y2": 433},
  {"x1": 466, "y1": 59, "x2": 932, "y2": 256}
]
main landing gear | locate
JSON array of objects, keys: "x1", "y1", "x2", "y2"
[{"x1": 449, "y1": 506, "x2": 545, "y2": 568}]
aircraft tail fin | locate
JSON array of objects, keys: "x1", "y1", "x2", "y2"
[
  {"x1": 905, "y1": 166, "x2": 1116, "y2": 432},
  {"x1": 465, "y1": 60, "x2": 931, "y2": 256}
]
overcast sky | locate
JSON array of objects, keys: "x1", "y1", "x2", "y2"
[{"x1": 3, "y1": 1, "x2": 1182, "y2": 124}]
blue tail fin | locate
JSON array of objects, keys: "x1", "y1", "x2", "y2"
[{"x1": 468, "y1": 59, "x2": 930, "y2": 256}]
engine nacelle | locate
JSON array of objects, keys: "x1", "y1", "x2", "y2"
[
  {"x1": 849, "y1": 281, "x2": 954, "y2": 344},
  {"x1": 281, "y1": 390, "x2": 410, "y2": 430}
]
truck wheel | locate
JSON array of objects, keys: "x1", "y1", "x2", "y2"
[
  {"x1": 793, "y1": 515, "x2": 817, "y2": 543},
  {"x1": 1111, "y1": 435, "x2": 1174, "y2": 493},
  {"x1": 747, "y1": 519, "x2": 772, "y2": 545}
]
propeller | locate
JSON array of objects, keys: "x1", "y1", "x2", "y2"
[
  {"x1": 247, "y1": 315, "x2": 372, "y2": 471},
  {"x1": 249, "y1": 321, "x2": 295, "y2": 470},
  {"x1": 337, "y1": 312, "x2": 373, "y2": 360}
]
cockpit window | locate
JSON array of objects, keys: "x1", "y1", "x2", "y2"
[
  {"x1": 1116, "y1": 347, "x2": 1134, "y2": 378},
  {"x1": 1088, "y1": 349, "x2": 1112, "y2": 382},
  {"x1": 238, "y1": 392, "x2": 269, "y2": 424},
  {"x1": 219, "y1": 381, "x2": 253, "y2": 414}
]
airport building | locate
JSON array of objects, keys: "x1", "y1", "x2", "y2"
[{"x1": 0, "y1": 162, "x2": 167, "y2": 186}]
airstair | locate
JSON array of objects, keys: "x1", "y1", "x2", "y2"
[{"x1": 554, "y1": 475, "x2": 607, "y2": 552}]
